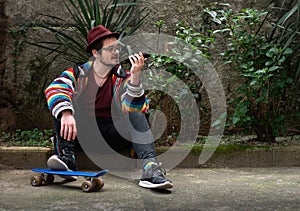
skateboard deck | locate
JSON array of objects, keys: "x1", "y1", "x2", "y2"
[{"x1": 30, "y1": 168, "x2": 108, "y2": 192}]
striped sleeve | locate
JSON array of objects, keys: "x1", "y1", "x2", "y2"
[
  {"x1": 120, "y1": 76, "x2": 149, "y2": 113},
  {"x1": 45, "y1": 68, "x2": 76, "y2": 118}
]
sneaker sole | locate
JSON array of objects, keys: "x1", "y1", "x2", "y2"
[
  {"x1": 47, "y1": 155, "x2": 77, "y2": 181},
  {"x1": 139, "y1": 180, "x2": 173, "y2": 189}
]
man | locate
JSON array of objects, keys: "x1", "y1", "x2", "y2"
[{"x1": 45, "y1": 25, "x2": 173, "y2": 189}]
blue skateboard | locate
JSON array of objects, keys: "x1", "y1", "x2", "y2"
[{"x1": 30, "y1": 168, "x2": 108, "y2": 192}]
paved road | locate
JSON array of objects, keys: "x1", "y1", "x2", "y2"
[{"x1": 0, "y1": 167, "x2": 299, "y2": 210}]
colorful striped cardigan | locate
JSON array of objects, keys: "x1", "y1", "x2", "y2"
[{"x1": 45, "y1": 61, "x2": 149, "y2": 119}]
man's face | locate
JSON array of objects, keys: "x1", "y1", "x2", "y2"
[{"x1": 96, "y1": 37, "x2": 120, "y2": 66}]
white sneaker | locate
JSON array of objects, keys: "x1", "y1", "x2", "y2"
[{"x1": 47, "y1": 155, "x2": 77, "y2": 181}]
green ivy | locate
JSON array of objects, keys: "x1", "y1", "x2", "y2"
[
  {"x1": 210, "y1": 5, "x2": 296, "y2": 142},
  {"x1": 0, "y1": 128, "x2": 53, "y2": 147}
]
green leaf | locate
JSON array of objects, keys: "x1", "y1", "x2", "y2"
[
  {"x1": 28, "y1": 0, "x2": 149, "y2": 64},
  {"x1": 266, "y1": 47, "x2": 277, "y2": 57},
  {"x1": 269, "y1": 66, "x2": 280, "y2": 72},
  {"x1": 250, "y1": 79, "x2": 258, "y2": 86},
  {"x1": 276, "y1": 3, "x2": 298, "y2": 26},
  {"x1": 212, "y1": 18, "x2": 222, "y2": 24},
  {"x1": 286, "y1": 77, "x2": 293, "y2": 83},
  {"x1": 255, "y1": 69, "x2": 266, "y2": 75},
  {"x1": 265, "y1": 61, "x2": 273, "y2": 66},
  {"x1": 283, "y1": 48, "x2": 293, "y2": 55}
]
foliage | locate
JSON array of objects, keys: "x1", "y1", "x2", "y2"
[
  {"x1": 175, "y1": 22, "x2": 215, "y2": 58},
  {"x1": 28, "y1": 0, "x2": 149, "y2": 64},
  {"x1": 144, "y1": 18, "x2": 216, "y2": 138},
  {"x1": 208, "y1": 2, "x2": 299, "y2": 142},
  {"x1": 6, "y1": 0, "x2": 149, "y2": 124},
  {"x1": 268, "y1": 0, "x2": 300, "y2": 79},
  {"x1": 0, "y1": 128, "x2": 53, "y2": 147},
  {"x1": 154, "y1": 20, "x2": 166, "y2": 34},
  {"x1": 147, "y1": 19, "x2": 215, "y2": 100}
]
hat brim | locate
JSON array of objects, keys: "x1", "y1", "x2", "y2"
[{"x1": 86, "y1": 32, "x2": 120, "y2": 53}]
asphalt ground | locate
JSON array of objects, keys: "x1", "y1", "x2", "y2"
[{"x1": 0, "y1": 167, "x2": 299, "y2": 210}]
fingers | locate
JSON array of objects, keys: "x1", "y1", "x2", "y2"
[
  {"x1": 60, "y1": 116, "x2": 77, "y2": 141},
  {"x1": 129, "y1": 53, "x2": 144, "y2": 64},
  {"x1": 129, "y1": 52, "x2": 145, "y2": 74},
  {"x1": 60, "y1": 124, "x2": 76, "y2": 141},
  {"x1": 72, "y1": 127, "x2": 77, "y2": 140}
]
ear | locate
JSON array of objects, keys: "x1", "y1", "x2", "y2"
[{"x1": 92, "y1": 49, "x2": 100, "y2": 57}]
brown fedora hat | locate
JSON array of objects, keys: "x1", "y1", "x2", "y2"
[{"x1": 86, "y1": 25, "x2": 119, "y2": 53}]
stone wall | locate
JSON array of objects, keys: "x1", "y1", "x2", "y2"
[
  {"x1": 4, "y1": 0, "x2": 267, "y2": 88},
  {"x1": 3, "y1": 0, "x2": 298, "y2": 132}
]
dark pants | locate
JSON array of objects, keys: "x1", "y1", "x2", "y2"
[{"x1": 53, "y1": 112, "x2": 157, "y2": 165}]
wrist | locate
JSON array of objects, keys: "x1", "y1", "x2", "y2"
[
  {"x1": 130, "y1": 73, "x2": 140, "y2": 85},
  {"x1": 62, "y1": 109, "x2": 72, "y2": 116}
]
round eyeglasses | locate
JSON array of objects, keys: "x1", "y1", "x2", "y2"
[{"x1": 100, "y1": 45, "x2": 121, "y2": 53}]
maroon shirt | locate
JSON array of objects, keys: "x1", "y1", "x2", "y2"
[{"x1": 77, "y1": 70, "x2": 113, "y2": 118}]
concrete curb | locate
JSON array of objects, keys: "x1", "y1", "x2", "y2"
[{"x1": 0, "y1": 145, "x2": 299, "y2": 170}]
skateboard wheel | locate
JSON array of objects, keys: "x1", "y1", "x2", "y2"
[
  {"x1": 40, "y1": 173, "x2": 46, "y2": 180},
  {"x1": 44, "y1": 174, "x2": 55, "y2": 184},
  {"x1": 81, "y1": 181, "x2": 95, "y2": 192},
  {"x1": 93, "y1": 178, "x2": 104, "y2": 190},
  {"x1": 30, "y1": 175, "x2": 42, "y2": 186}
]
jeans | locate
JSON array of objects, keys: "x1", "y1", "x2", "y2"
[{"x1": 53, "y1": 112, "x2": 157, "y2": 166}]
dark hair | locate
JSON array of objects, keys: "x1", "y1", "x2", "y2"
[
  {"x1": 89, "y1": 39, "x2": 104, "y2": 56},
  {"x1": 89, "y1": 35, "x2": 118, "y2": 56}
]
